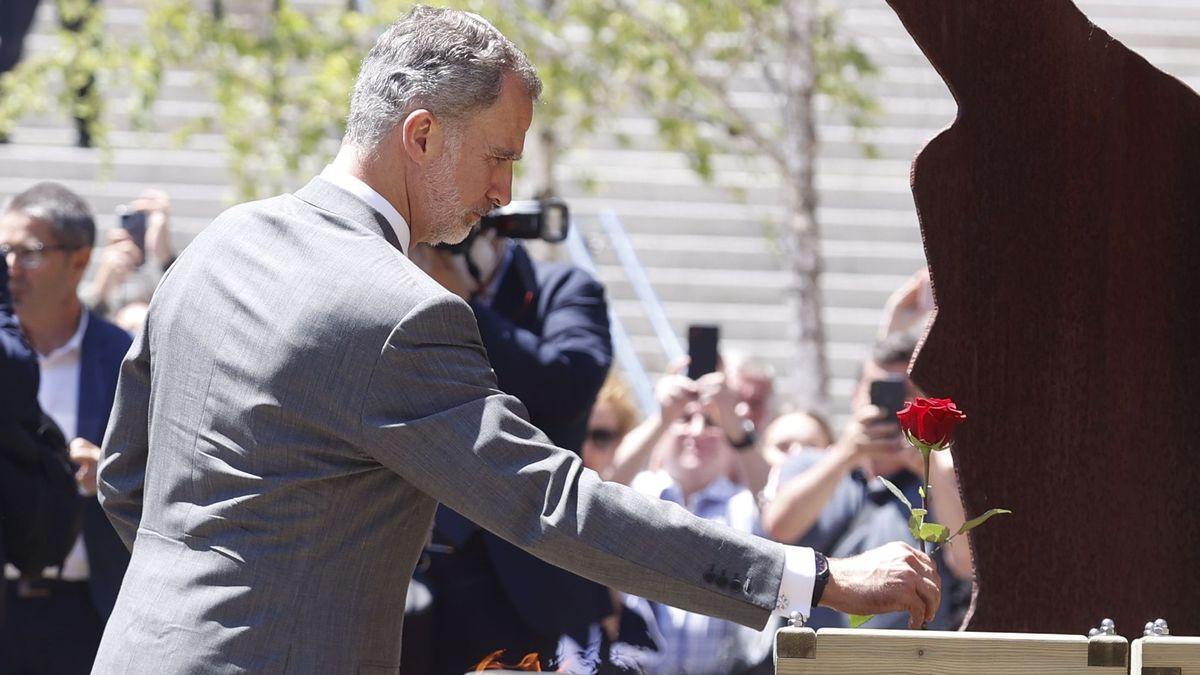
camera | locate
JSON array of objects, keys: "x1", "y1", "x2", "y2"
[{"x1": 437, "y1": 198, "x2": 569, "y2": 253}]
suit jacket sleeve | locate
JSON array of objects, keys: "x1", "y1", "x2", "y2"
[
  {"x1": 470, "y1": 269, "x2": 611, "y2": 425},
  {"x1": 360, "y1": 293, "x2": 784, "y2": 629},
  {"x1": 0, "y1": 259, "x2": 39, "y2": 424},
  {"x1": 97, "y1": 316, "x2": 152, "y2": 551}
]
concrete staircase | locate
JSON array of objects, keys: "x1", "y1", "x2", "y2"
[{"x1": 2, "y1": 0, "x2": 1197, "y2": 419}]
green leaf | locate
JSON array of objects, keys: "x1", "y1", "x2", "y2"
[
  {"x1": 849, "y1": 613, "x2": 875, "y2": 628},
  {"x1": 877, "y1": 477, "x2": 912, "y2": 511},
  {"x1": 907, "y1": 508, "x2": 927, "y2": 542},
  {"x1": 918, "y1": 521, "x2": 950, "y2": 543},
  {"x1": 955, "y1": 508, "x2": 1013, "y2": 536}
]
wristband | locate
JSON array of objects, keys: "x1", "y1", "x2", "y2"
[{"x1": 811, "y1": 552, "x2": 830, "y2": 607}]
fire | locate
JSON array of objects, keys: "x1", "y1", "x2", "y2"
[{"x1": 473, "y1": 649, "x2": 542, "y2": 671}]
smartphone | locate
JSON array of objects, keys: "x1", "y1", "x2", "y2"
[
  {"x1": 687, "y1": 324, "x2": 719, "y2": 380},
  {"x1": 117, "y1": 206, "x2": 148, "y2": 266},
  {"x1": 869, "y1": 376, "x2": 908, "y2": 420}
]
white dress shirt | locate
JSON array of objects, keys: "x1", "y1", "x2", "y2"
[
  {"x1": 4, "y1": 310, "x2": 91, "y2": 581},
  {"x1": 319, "y1": 164, "x2": 412, "y2": 255}
]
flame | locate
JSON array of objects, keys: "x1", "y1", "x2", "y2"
[{"x1": 473, "y1": 649, "x2": 542, "y2": 671}]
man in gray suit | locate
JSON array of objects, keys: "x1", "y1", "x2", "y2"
[{"x1": 95, "y1": 6, "x2": 941, "y2": 673}]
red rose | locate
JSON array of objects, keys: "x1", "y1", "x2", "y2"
[{"x1": 897, "y1": 397, "x2": 966, "y2": 448}]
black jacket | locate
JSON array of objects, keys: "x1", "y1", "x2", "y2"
[
  {"x1": 433, "y1": 243, "x2": 614, "y2": 639},
  {"x1": 0, "y1": 258, "x2": 82, "y2": 623}
]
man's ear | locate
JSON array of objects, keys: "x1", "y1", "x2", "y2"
[
  {"x1": 400, "y1": 109, "x2": 439, "y2": 164},
  {"x1": 68, "y1": 246, "x2": 91, "y2": 276}
]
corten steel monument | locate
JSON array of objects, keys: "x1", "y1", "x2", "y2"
[{"x1": 887, "y1": 0, "x2": 1200, "y2": 636}]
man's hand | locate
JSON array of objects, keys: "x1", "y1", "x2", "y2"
[
  {"x1": 654, "y1": 373, "x2": 697, "y2": 423},
  {"x1": 69, "y1": 437, "x2": 102, "y2": 497},
  {"x1": 95, "y1": 228, "x2": 143, "y2": 288},
  {"x1": 822, "y1": 542, "x2": 942, "y2": 629},
  {"x1": 410, "y1": 244, "x2": 478, "y2": 300},
  {"x1": 837, "y1": 404, "x2": 904, "y2": 461},
  {"x1": 695, "y1": 371, "x2": 746, "y2": 443},
  {"x1": 130, "y1": 189, "x2": 173, "y2": 265}
]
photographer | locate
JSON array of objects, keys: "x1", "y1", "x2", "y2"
[
  {"x1": 0, "y1": 254, "x2": 81, "y2": 626},
  {"x1": 761, "y1": 333, "x2": 972, "y2": 629},
  {"x1": 411, "y1": 202, "x2": 614, "y2": 673}
]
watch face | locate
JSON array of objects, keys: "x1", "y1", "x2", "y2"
[{"x1": 815, "y1": 553, "x2": 829, "y2": 576}]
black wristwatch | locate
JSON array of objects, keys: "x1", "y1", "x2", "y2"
[
  {"x1": 811, "y1": 552, "x2": 830, "y2": 607},
  {"x1": 727, "y1": 418, "x2": 757, "y2": 452}
]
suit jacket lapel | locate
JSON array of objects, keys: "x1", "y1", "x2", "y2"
[
  {"x1": 491, "y1": 245, "x2": 538, "y2": 322},
  {"x1": 77, "y1": 312, "x2": 102, "y2": 445},
  {"x1": 294, "y1": 177, "x2": 405, "y2": 254}
]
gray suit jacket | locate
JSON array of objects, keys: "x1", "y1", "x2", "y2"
[{"x1": 94, "y1": 178, "x2": 785, "y2": 674}]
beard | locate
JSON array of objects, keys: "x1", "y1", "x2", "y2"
[{"x1": 422, "y1": 133, "x2": 485, "y2": 246}]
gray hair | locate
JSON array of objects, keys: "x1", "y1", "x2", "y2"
[
  {"x1": 3, "y1": 181, "x2": 95, "y2": 249},
  {"x1": 346, "y1": 5, "x2": 542, "y2": 150}
]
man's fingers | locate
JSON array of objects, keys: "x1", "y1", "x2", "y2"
[
  {"x1": 914, "y1": 573, "x2": 941, "y2": 624},
  {"x1": 905, "y1": 546, "x2": 938, "y2": 580},
  {"x1": 666, "y1": 356, "x2": 690, "y2": 375},
  {"x1": 69, "y1": 438, "x2": 100, "y2": 463}
]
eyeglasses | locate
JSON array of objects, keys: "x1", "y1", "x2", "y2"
[
  {"x1": 0, "y1": 242, "x2": 80, "y2": 269},
  {"x1": 586, "y1": 427, "x2": 619, "y2": 448}
]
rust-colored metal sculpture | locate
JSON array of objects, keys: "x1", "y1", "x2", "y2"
[{"x1": 888, "y1": 0, "x2": 1200, "y2": 636}]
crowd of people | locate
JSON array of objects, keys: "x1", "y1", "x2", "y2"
[
  {"x1": 552, "y1": 271, "x2": 970, "y2": 674},
  {"x1": 0, "y1": 177, "x2": 957, "y2": 675},
  {"x1": 0, "y1": 6, "x2": 953, "y2": 674}
]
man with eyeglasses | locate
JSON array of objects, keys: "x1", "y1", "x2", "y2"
[
  {"x1": 619, "y1": 368, "x2": 779, "y2": 674},
  {"x1": 410, "y1": 228, "x2": 615, "y2": 673},
  {"x1": 0, "y1": 182, "x2": 131, "y2": 674}
]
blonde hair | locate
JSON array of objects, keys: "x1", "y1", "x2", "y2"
[{"x1": 594, "y1": 372, "x2": 639, "y2": 437}]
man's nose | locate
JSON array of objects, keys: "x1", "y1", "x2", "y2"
[
  {"x1": 686, "y1": 413, "x2": 706, "y2": 437},
  {"x1": 488, "y1": 167, "x2": 514, "y2": 208}
]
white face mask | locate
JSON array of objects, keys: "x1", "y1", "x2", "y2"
[{"x1": 466, "y1": 230, "x2": 504, "y2": 285}]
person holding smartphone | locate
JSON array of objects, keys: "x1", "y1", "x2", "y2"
[
  {"x1": 761, "y1": 332, "x2": 974, "y2": 630},
  {"x1": 81, "y1": 189, "x2": 175, "y2": 322}
]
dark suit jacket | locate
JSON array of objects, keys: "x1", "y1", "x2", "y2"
[
  {"x1": 0, "y1": 257, "x2": 38, "y2": 620},
  {"x1": 434, "y1": 243, "x2": 614, "y2": 637},
  {"x1": 0, "y1": 260, "x2": 38, "y2": 424},
  {"x1": 77, "y1": 311, "x2": 132, "y2": 618}
]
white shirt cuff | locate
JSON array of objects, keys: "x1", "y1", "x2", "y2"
[{"x1": 772, "y1": 545, "x2": 816, "y2": 621}]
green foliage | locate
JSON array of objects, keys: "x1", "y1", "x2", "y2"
[
  {"x1": 849, "y1": 613, "x2": 874, "y2": 628},
  {"x1": 0, "y1": 0, "x2": 110, "y2": 151},
  {"x1": 878, "y1": 476, "x2": 912, "y2": 511},
  {"x1": 124, "y1": 0, "x2": 389, "y2": 200},
  {"x1": 0, "y1": 0, "x2": 875, "y2": 202},
  {"x1": 955, "y1": 508, "x2": 1012, "y2": 537},
  {"x1": 883, "y1": 475, "x2": 1010, "y2": 549}
]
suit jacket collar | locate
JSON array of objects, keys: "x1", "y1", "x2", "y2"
[
  {"x1": 294, "y1": 177, "x2": 405, "y2": 255},
  {"x1": 490, "y1": 243, "x2": 540, "y2": 322},
  {"x1": 77, "y1": 310, "x2": 126, "y2": 445}
]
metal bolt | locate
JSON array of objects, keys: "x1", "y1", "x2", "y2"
[{"x1": 789, "y1": 611, "x2": 805, "y2": 628}]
